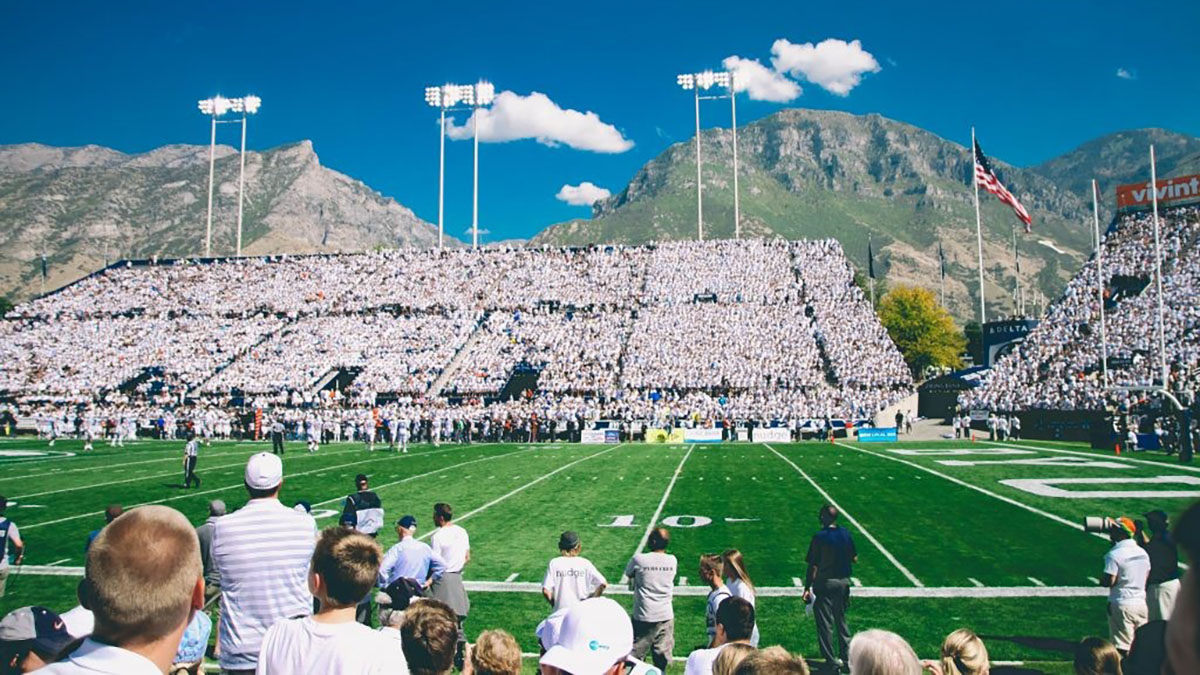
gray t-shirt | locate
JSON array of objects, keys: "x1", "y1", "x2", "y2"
[{"x1": 625, "y1": 551, "x2": 677, "y2": 622}]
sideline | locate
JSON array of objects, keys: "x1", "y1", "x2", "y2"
[{"x1": 763, "y1": 443, "x2": 923, "y2": 587}]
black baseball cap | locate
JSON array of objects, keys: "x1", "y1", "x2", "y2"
[
  {"x1": 355, "y1": 474, "x2": 369, "y2": 485},
  {"x1": 0, "y1": 606, "x2": 75, "y2": 657},
  {"x1": 1144, "y1": 509, "x2": 1169, "y2": 525},
  {"x1": 397, "y1": 515, "x2": 418, "y2": 529},
  {"x1": 558, "y1": 531, "x2": 581, "y2": 551}
]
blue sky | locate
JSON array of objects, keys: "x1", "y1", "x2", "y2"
[{"x1": 2, "y1": 1, "x2": 1198, "y2": 242}]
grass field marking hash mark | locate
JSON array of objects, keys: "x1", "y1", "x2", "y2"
[
  {"x1": 620, "y1": 445, "x2": 695, "y2": 583},
  {"x1": 835, "y1": 442, "x2": 1104, "y2": 541},
  {"x1": 417, "y1": 444, "x2": 627, "y2": 541},
  {"x1": 19, "y1": 443, "x2": 493, "y2": 532},
  {"x1": 762, "y1": 443, "x2": 924, "y2": 587}
]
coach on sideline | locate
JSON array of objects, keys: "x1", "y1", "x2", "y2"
[
  {"x1": 211, "y1": 452, "x2": 317, "y2": 674},
  {"x1": 803, "y1": 504, "x2": 857, "y2": 674},
  {"x1": 38, "y1": 505, "x2": 204, "y2": 675}
]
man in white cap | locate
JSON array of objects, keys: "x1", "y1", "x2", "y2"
[
  {"x1": 540, "y1": 597, "x2": 658, "y2": 675},
  {"x1": 211, "y1": 452, "x2": 317, "y2": 674}
]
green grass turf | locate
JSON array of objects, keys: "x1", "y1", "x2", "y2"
[{"x1": 1, "y1": 435, "x2": 1194, "y2": 669}]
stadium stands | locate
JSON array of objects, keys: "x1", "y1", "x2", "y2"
[
  {"x1": 1, "y1": 239, "x2": 915, "y2": 427},
  {"x1": 964, "y1": 205, "x2": 1200, "y2": 411}
]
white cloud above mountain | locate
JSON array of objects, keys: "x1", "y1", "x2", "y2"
[
  {"x1": 556, "y1": 182, "x2": 611, "y2": 206},
  {"x1": 771, "y1": 38, "x2": 881, "y2": 96},
  {"x1": 446, "y1": 91, "x2": 633, "y2": 153},
  {"x1": 1116, "y1": 68, "x2": 1136, "y2": 80},
  {"x1": 721, "y1": 55, "x2": 802, "y2": 102}
]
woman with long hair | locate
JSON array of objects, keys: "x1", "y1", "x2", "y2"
[{"x1": 722, "y1": 549, "x2": 760, "y2": 647}]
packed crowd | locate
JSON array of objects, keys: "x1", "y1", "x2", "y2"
[
  {"x1": 964, "y1": 205, "x2": 1200, "y2": 412},
  {"x1": 2, "y1": 454, "x2": 1196, "y2": 675},
  {"x1": 0, "y1": 239, "x2": 914, "y2": 423}
]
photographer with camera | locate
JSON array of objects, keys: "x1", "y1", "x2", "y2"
[{"x1": 1098, "y1": 516, "x2": 1150, "y2": 655}]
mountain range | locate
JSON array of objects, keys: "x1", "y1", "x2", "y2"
[
  {"x1": 2, "y1": 110, "x2": 1198, "y2": 322},
  {"x1": 0, "y1": 140, "x2": 439, "y2": 300}
]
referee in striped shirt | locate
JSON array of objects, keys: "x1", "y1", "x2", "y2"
[{"x1": 212, "y1": 452, "x2": 317, "y2": 674}]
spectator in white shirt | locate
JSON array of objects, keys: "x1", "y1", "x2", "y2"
[
  {"x1": 255, "y1": 526, "x2": 403, "y2": 674},
  {"x1": 212, "y1": 453, "x2": 318, "y2": 674},
  {"x1": 429, "y1": 502, "x2": 471, "y2": 669},
  {"x1": 1101, "y1": 516, "x2": 1151, "y2": 654},
  {"x1": 684, "y1": 597, "x2": 756, "y2": 675},
  {"x1": 38, "y1": 506, "x2": 204, "y2": 675},
  {"x1": 542, "y1": 531, "x2": 607, "y2": 611},
  {"x1": 625, "y1": 527, "x2": 677, "y2": 671}
]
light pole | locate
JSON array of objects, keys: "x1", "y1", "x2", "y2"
[
  {"x1": 197, "y1": 95, "x2": 261, "y2": 257},
  {"x1": 676, "y1": 70, "x2": 738, "y2": 241},
  {"x1": 425, "y1": 81, "x2": 495, "y2": 250}
]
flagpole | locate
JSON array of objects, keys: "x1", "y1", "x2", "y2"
[
  {"x1": 1149, "y1": 145, "x2": 1168, "y2": 389},
  {"x1": 972, "y1": 127, "x2": 987, "y2": 327},
  {"x1": 1011, "y1": 224, "x2": 1018, "y2": 315},
  {"x1": 868, "y1": 234, "x2": 876, "y2": 309},
  {"x1": 1092, "y1": 178, "x2": 1109, "y2": 389}
]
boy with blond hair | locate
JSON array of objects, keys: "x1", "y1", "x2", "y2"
[{"x1": 256, "y1": 526, "x2": 404, "y2": 674}]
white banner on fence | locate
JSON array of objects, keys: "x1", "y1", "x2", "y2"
[
  {"x1": 753, "y1": 428, "x2": 792, "y2": 443},
  {"x1": 580, "y1": 430, "x2": 609, "y2": 444},
  {"x1": 683, "y1": 428, "x2": 723, "y2": 443}
]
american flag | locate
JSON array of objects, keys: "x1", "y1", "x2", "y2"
[{"x1": 974, "y1": 140, "x2": 1032, "y2": 232}]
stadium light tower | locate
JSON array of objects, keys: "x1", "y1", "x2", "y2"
[
  {"x1": 425, "y1": 81, "x2": 495, "y2": 250},
  {"x1": 197, "y1": 94, "x2": 261, "y2": 257},
  {"x1": 676, "y1": 70, "x2": 739, "y2": 241}
]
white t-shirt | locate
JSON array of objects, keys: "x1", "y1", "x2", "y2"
[
  {"x1": 625, "y1": 552, "x2": 677, "y2": 622},
  {"x1": 705, "y1": 587, "x2": 732, "y2": 641},
  {"x1": 726, "y1": 579, "x2": 760, "y2": 647},
  {"x1": 543, "y1": 555, "x2": 607, "y2": 611},
  {"x1": 684, "y1": 644, "x2": 728, "y2": 675},
  {"x1": 1104, "y1": 539, "x2": 1151, "y2": 606},
  {"x1": 255, "y1": 617, "x2": 406, "y2": 675},
  {"x1": 431, "y1": 524, "x2": 470, "y2": 573}
]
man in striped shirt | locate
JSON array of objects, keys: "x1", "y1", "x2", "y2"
[{"x1": 212, "y1": 453, "x2": 317, "y2": 674}]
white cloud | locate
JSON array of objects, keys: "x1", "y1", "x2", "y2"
[
  {"x1": 1116, "y1": 68, "x2": 1136, "y2": 80},
  {"x1": 770, "y1": 38, "x2": 881, "y2": 96},
  {"x1": 556, "y1": 182, "x2": 611, "y2": 207},
  {"x1": 446, "y1": 90, "x2": 633, "y2": 153},
  {"x1": 721, "y1": 55, "x2": 802, "y2": 102}
]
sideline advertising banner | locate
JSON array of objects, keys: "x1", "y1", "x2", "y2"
[
  {"x1": 753, "y1": 427, "x2": 792, "y2": 443},
  {"x1": 857, "y1": 427, "x2": 898, "y2": 443},
  {"x1": 1116, "y1": 173, "x2": 1200, "y2": 212},
  {"x1": 683, "y1": 428, "x2": 722, "y2": 443},
  {"x1": 646, "y1": 428, "x2": 687, "y2": 444}
]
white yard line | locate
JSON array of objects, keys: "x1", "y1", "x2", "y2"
[
  {"x1": 311, "y1": 446, "x2": 544, "y2": 509},
  {"x1": 792, "y1": 577, "x2": 805, "y2": 587},
  {"x1": 851, "y1": 577, "x2": 862, "y2": 587},
  {"x1": 984, "y1": 440, "x2": 1200, "y2": 474},
  {"x1": 504, "y1": 573, "x2": 519, "y2": 582},
  {"x1": 620, "y1": 445, "x2": 695, "y2": 583},
  {"x1": 418, "y1": 444, "x2": 626, "y2": 540},
  {"x1": 10, "y1": 446, "x2": 365, "y2": 499},
  {"x1": 1028, "y1": 577, "x2": 1046, "y2": 587},
  {"x1": 45, "y1": 558, "x2": 70, "y2": 567},
  {"x1": 835, "y1": 442, "x2": 1104, "y2": 540},
  {"x1": 0, "y1": 447, "x2": 265, "y2": 483},
  {"x1": 764, "y1": 443, "x2": 923, "y2": 587},
  {"x1": 22, "y1": 444, "x2": 486, "y2": 531},
  {"x1": 968, "y1": 578, "x2": 984, "y2": 587},
  {"x1": 1089, "y1": 576, "x2": 1100, "y2": 584}
]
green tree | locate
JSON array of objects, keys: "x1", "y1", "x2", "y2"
[
  {"x1": 0, "y1": 297, "x2": 11, "y2": 319},
  {"x1": 878, "y1": 285, "x2": 966, "y2": 378}
]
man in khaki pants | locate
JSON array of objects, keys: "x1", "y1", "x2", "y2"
[{"x1": 1101, "y1": 516, "x2": 1150, "y2": 655}]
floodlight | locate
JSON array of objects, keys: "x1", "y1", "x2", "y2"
[
  {"x1": 425, "y1": 87, "x2": 442, "y2": 107},
  {"x1": 475, "y1": 81, "x2": 495, "y2": 105},
  {"x1": 212, "y1": 95, "x2": 232, "y2": 117},
  {"x1": 242, "y1": 95, "x2": 262, "y2": 114},
  {"x1": 696, "y1": 71, "x2": 717, "y2": 90},
  {"x1": 440, "y1": 84, "x2": 462, "y2": 108},
  {"x1": 677, "y1": 73, "x2": 695, "y2": 89},
  {"x1": 460, "y1": 85, "x2": 475, "y2": 106},
  {"x1": 713, "y1": 72, "x2": 731, "y2": 88}
]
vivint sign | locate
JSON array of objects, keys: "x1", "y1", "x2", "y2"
[{"x1": 1116, "y1": 173, "x2": 1200, "y2": 211}]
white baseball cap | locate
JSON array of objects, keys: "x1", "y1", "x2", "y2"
[
  {"x1": 539, "y1": 598, "x2": 633, "y2": 675},
  {"x1": 245, "y1": 452, "x2": 283, "y2": 490}
]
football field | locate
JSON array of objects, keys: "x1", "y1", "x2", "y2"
[{"x1": 1, "y1": 435, "x2": 1196, "y2": 666}]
